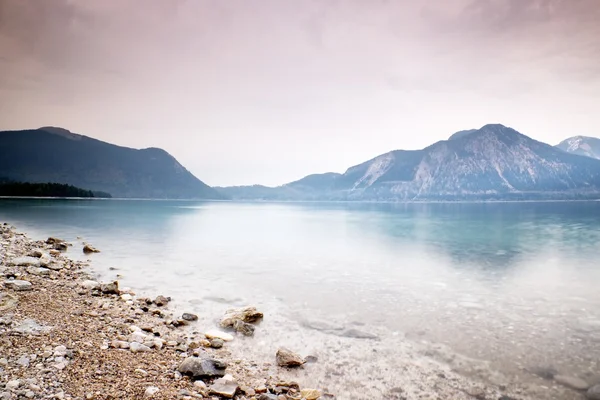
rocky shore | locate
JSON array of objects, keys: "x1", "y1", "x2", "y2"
[
  {"x1": 0, "y1": 224, "x2": 323, "y2": 400},
  {"x1": 2, "y1": 222, "x2": 600, "y2": 400}
]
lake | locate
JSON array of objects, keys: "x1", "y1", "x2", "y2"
[{"x1": 1, "y1": 199, "x2": 600, "y2": 399}]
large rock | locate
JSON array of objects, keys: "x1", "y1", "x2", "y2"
[
  {"x1": 276, "y1": 347, "x2": 305, "y2": 368},
  {"x1": 220, "y1": 306, "x2": 263, "y2": 328},
  {"x1": 100, "y1": 281, "x2": 119, "y2": 294},
  {"x1": 4, "y1": 280, "x2": 33, "y2": 291},
  {"x1": 554, "y1": 375, "x2": 590, "y2": 391},
  {"x1": 209, "y1": 378, "x2": 239, "y2": 398},
  {"x1": 153, "y1": 295, "x2": 170, "y2": 307},
  {"x1": 301, "y1": 389, "x2": 322, "y2": 400},
  {"x1": 83, "y1": 244, "x2": 100, "y2": 254},
  {"x1": 588, "y1": 384, "x2": 600, "y2": 400},
  {"x1": 178, "y1": 357, "x2": 227, "y2": 378},
  {"x1": 182, "y1": 313, "x2": 198, "y2": 321},
  {"x1": 26, "y1": 267, "x2": 50, "y2": 276},
  {"x1": 233, "y1": 320, "x2": 255, "y2": 336}
]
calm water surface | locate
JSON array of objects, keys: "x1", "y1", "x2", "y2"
[{"x1": 1, "y1": 199, "x2": 600, "y2": 398}]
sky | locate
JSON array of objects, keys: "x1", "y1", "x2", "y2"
[{"x1": 1, "y1": 0, "x2": 599, "y2": 186}]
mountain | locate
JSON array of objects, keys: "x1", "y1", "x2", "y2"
[
  {"x1": 219, "y1": 124, "x2": 600, "y2": 201},
  {"x1": 556, "y1": 136, "x2": 600, "y2": 160},
  {"x1": 0, "y1": 127, "x2": 222, "y2": 199}
]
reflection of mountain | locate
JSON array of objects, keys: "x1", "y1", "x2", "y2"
[
  {"x1": 310, "y1": 202, "x2": 600, "y2": 271},
  {"x1": 0, "y1": 199, "x2": 204, "y2": 243}
]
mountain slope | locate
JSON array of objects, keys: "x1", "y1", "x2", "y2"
[
  {"x1": 556, "y1": 136, "x2": 600, "y2": 160},
  {"x1": 219, "y1": 124, "x2": 600, "y2": 201},
  {"x1": 0, "y1": 127, "x2": 222, "y2": 199}
]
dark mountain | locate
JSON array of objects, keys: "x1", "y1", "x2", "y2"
[
  {"x1": 219, "y1": 124, "x2": 600, "y2": 201},
  {"x1": 556, "y1": 136, "x2": 600, "y2": 160},
  {"x1": 0, "y1": 127, "x2": 222, "y2": 199}
]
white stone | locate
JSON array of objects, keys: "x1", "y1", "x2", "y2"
[
  {"x1": 130, "y1": 342, "x2": 151, "y2": 353},
  {"x1": 53, "y1": 345, "x2": 67, "y2": 357},
  {"x1": 129, "y1": 331, "x2": 147, "y2": 343},
  {"x1": 120, "y1": 294, "x2": 133, "y2": 301},
  {"x1": 205, "y1": 329, "x2": 234, "y2": 342},
  {"x1": 144, "y1": 387, "x2": 160, "y2": 397},
  {"x1": 4, "y1": 280, "x2": 33, "y2": 291},
  {"x1": 6, "y1": 380, "x2": 20, "y2": 390}
]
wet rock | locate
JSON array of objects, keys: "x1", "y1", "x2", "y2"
[
  {"x1": 9, "y1": 256, "x2": 41, "y2": 267},
  {"x1": 100, "y1": 281, "x2": 119, "y2": 295},
  {"x1": 29, "y1": 249, "x2": 46, "y2": 258},
  {"x1": 178, "y1": 357, "x2": 227, "y2": 378},
  {"x1": 233, "y1": 320, "x2": 255, "y2": 336},
  {"x1": 209, "y1": 378, "x2": 239, "y2": 398},
  {"x1": 300, "y1": 389, "x2": 322, "y2": 400},
  {"x1": 220, "y1": 306, "x2": 263, "y2": 328},
  {"x1": 182, "y1": 313, "x2": 198, "y2": 321},
  {"x1": 276, "y1": 348, "x2": 305, "y2": 368},
  {"x1": 46, "y1": 237, "x2": 64, "y2": 245},
  {"x1": 54, "y1": 242, "x2": 68, "y2": 251},
  {"x1": 210, "y1": 338, "x2": 224, "y2": 349},
  {"x1": 554, "y1": 375, "x2": 590, "y2": 391},
  {"x1": 530, "y1": 366, "x2": 558, "y2": 380},
  {"x1": 4, "y1": 280, "x2": 33, "y2": 291},
  {"x1": 144, "y1": 387, "x2": 159, "y2": 398},
  {"x1": 205, "y1": 329, "x2": 234, "y2": 342},
  {"x1": 587, "y1": 384, "x2": 600, "y2": 400},
  {"x1": 83, "y1": 244, "x2": 100, "y2": 254},
  {"x1": 153, "y1": 295, "x2": 170, "y2": 307}
]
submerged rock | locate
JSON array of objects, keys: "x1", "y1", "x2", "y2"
[
  {"x1": 4, "y1": 280, "x2": 33, "y2": 291},
  {"x1": 209, "y1": 378, "x2": 239, "y2": 398},
  {"x1": 301, "y1": 389, "x2": 322, "y2": 400},
  {"x1": 233, "y1": 320, "x2": 255, "y2": 336},
  {"x1": 178, "y1": 357, "x2": 227, "y2": 378},
  {"x1": 554, "y1": 375, "x2": 590, "y2": 391},
  {"x1": 83, "y1": 244, "x2": 100, "y2": 254},
  {"x1": 220, "y1": 306, "x2": 263, "y2": 328},
  {"x1": 181, "y1": 313, "x2": 198, "y2": 322},
  {"x1": 340, "y1": 328, "x2": 379, "y2": 340},
  {"x1": 587, "y1": 384, "x2": 600, "y2": 400},
  {"x1": 276, "y1": 347, "x2": 305, "y2": 368}
]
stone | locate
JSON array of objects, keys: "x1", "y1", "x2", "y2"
[
  {"x1": 300, "y1": 389, "x2": 322, "y2": 400},
  {"x1": 210, "y1": 338, "x2": 224, "y2": 349},
  {"x1": 110, "y1": 340, "x2": 129, "y2": 349},
  {"x1": 29, "y1": 249, "x2": 45, "y2": 258},
  {"x1": 100, "y1": 281, "x2": 119, "y2": 294},
  {"x1": 193, "y1": 380, "x2": 207, "y2": 390},
  {"x1": 83, "y1": 244, "x2": 100, "y2": 254},
  {"x1": 182, "y1": 313, "x2": 198, "y2": 321},
  {"x1": 587, "y1": 384, "x2": 600, "y2": 400},
  {"x1": 276, "y1": 347, "x2": 305, "y2": 367},
  {"x1": 153, "y1": 295, "x2": 170, "y2": 307},
  {"x1": 121, "y1": 294, "x2": 133, "y2": 301},
  {"x1": 258, "y1": 395, "x2": 278, "y2": 400},
  {"x1": 81, "y1": 280, "x2": 100, "y2": 289},
  {"x1": 54, "y1": 242, "x2": 68, "y2": 251},
  {"x1": 11, "y1": 319, "x2": 50, "y2": 335},
  {"x1": 130, "y1": 342, "x2": 151, "y2": 353},
  {"x1": 46, "y1": 237, "x2": 64, "y2": 244},
  {"x1": 9, "y1": 256, "x2": 41, "y2": 267},
  {"x1": 144, "y1": 387, "x2": 159, "y2": 398},
  {"x1": 205, "y1": 329, "x2": 234, "y2": 342},
  {"x1": 233, "y1": 320, "x2": 256, "y2": 336},
  {"x1": 220, "y1": 306, "x2": 263, "y2": 328},
  {"x1": 554, "y1": 375, "x2": 590, "y2": 391},
  {"x1": 0, "y1": 292, "x2": 18, "y2": 311},
  {"x1": 178, "y1": 357, "x2": 227, "y2": 378},
  {"x1": 54, "y1": 361, "x2": 68, "y2": 370},
  {"x1": 240, "y1": 386, "x2": 255, "y2": 396},
  {"x1": 26, "y1": 267, "x2": 50, "y2": 276},
  {"x1": 530, "y1": 366, "x2": 558, "y2": 380},
  {"x1": 53, "y1": 345, "x2": 67, "y2": 357},
  {"x1": 6, "y1": 380, "x2": 20, "y2": 390},
  {"x1": 209, "y1": 378, "x2": 239, "y2": 398},
  {"x1": 17, "y1": 355, "x2": 30, "y2": 367},
  {"x1": 4, "y1": 280, "x2": 33, "y2": 291},
  {"x1": 129, "y1": 331, "x2": 147, "y2": 343}
]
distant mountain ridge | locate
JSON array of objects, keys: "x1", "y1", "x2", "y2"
[
  {"x1": 556, "y1": 136, "x2": 600, "y2": 160},
  {"x1": 0, "y1": 127, "x2": 222, "y2": 199},
  {"x1": 218, "y1": 124, "x2": 600, "y2": 201}
]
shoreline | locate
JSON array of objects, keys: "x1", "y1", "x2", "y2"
[{"x1": 1, "y1": 222, "x2": 594, "y2": 400}]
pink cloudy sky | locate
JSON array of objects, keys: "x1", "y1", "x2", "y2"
[{"x1": 1, "y1": 0, "x2": 599, "y2": 186}]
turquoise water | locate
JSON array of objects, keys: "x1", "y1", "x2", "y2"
[{"x1": 2, "y1": 199, "x2": 600, "y2": 397}]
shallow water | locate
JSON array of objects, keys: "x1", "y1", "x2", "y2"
[{"x1": 1, "y1": 199, "x2": 600, "y2": 398}]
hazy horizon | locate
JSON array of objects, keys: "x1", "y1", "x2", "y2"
[{"x1": 1, "y1": 0, "x2": 599, "y2": 186}]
